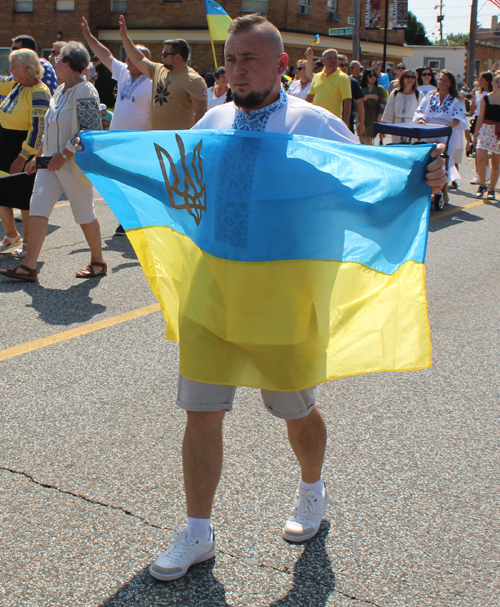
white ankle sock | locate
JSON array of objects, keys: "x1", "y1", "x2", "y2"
[
  {"x1": 299, "y1": 478, "x2": 324, "y2": 495},
  {"x1": 187, "y1": 517, "x2": 212, "y2": 542}
]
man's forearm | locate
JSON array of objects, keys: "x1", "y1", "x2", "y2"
[
  {"x1": 356, "y1": 98, "x2": 365, "y2": 125},
  {"x1": 342, "y1": 99, "x2": 352, "y2": 125},
  {"x1": 120, "y1": 31, "x2": 151, "y2": 78},
  {"x1": 84, "y1": 32, "x2": 113, "y2": 69}
]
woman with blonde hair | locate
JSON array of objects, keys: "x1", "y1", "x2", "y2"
[
  {"x1": 287, "y1": 59, "x2": 312, "y2": 100},
  {"x1": 1, "y1": 42, "x2": 105, "y2": 282},
  {"x1": 0, "y1": 48, "x2": 50, "y2": 256}
]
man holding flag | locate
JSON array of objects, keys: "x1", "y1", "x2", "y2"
[
  {"x1": 74, "y1": 10, "x2": 448, "y2": 584},
  {"x1": 131, "y1": 14, "x2": 446, "y2": 582},
  {"x1": 118, "y1": 15, "x2": 207, "y2": 130}
]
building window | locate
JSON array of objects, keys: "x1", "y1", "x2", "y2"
[
  {"x1": 424, "y1": 58, "x2": 444, "y2": 70},
  {"x1": 0, "y1": 48, "x2": 11, "y2": 76},
  {"x1": 56, "y1": 0, "x2": 74, "y2": 10},
  {"x1": 241, "y1": 0, "x2": 268, "y2": 13},
  {"x1": 111, "y1": 0, "x2": 127, "y2": 12},
  {"x1": 327, "y1": 0, "x2": 337, "y2": 10},
  {"x1": 298, "y1": 0, "x2": 313, "y2": 16},
  {"x1": 15, "y1": 0, "x2": 33, "y2": 12}
]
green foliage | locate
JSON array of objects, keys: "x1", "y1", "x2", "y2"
[
  {"x1": 405, "y1": 11, "x2": 432, "y2": 45},
  {"x1": 440, "y1": 32, "x2": 469, "y2": 46}
]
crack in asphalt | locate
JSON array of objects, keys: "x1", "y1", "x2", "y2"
[{"x1": 2, "y1": 466, "x2": 383, "y2": 605}]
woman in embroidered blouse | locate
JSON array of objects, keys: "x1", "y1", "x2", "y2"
[
  {"x1": 413, "y1": 70, "x2": 467, "y2": 206},
  {"x1": 1, "y1": 42, "x2": 106, "y2": 283},
  {"x1": 0, "y1": 49, "x2": 50, "y2": 256},
  {"x1": 207, "y1": 67, "x2": 231, "y2": 110},
  {"x1": 381, "y1": 69, "x2": 424, "y2": 143},
  {"x1": 360, "y1": 69, "x2": 387, "y2": 145}
]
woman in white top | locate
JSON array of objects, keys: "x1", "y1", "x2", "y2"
[
  {"x1": 286, "y1": 59, "x2": 311, "y2": 100},
  {"x1": 207, "y1": 67, "x2": 230, "y2": 110},
  {"x1": 417, "y1": 67, "x2": 437, "y2": 95},
  {"x1": 414, "y1": 69, "x2": 467, "y2": 206},
  {"x1": 0, "y1": 42, "x2": 105, "y2": 282},
  {"x1": 381, "y1": 69, "x2": 424, "y2": 142}
]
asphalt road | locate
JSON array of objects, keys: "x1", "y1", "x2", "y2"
[{"x1": 0, "y1": 154, "x2": 499, "y2": 607}]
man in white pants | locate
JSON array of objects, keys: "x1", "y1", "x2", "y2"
[{"x1": 147, "y1": 14, "x2": 447, "y2": 582}]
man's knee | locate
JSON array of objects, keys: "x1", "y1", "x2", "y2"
[{"x1": 186, "y1": 409, "x2": 225, "y2": 432}]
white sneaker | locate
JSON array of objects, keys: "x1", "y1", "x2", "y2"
[
  {"x1": 283, "y1": 484, "x2": 329, "y2": 542},
  {"x1": 470, "y1": 174, "x2": 480, "y2": 185},
  {"x1": 149, "y1": 525, "x2": 215, "y2": 581}
]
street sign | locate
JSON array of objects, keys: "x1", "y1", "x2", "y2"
[
  {"x1": 328, "y1": 27, "x2": 353, "y2": 36},
  {"x1": 347, "y1": 17, "x2": 356, "y2": 25}
]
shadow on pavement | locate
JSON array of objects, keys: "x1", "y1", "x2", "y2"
[
  {"x1": 99, "y1": 557, "x2": 231, "y2": 607},
  {"x1": 429, "y1": 209, "x2": 484, "y2": 232},
  {"x1": 102, "y1": 235, "x2": 138, "y2": 261},
  {"x1": 270, "y1": 521, "x2": 335, "y2": 607},
  {"x1": 0, "y1": 277, "x2": 107, "y2": 325},
  {"x1": 98, "y1": 522, "x2": 334, "y2": 607}
]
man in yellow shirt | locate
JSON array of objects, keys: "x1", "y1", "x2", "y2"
[{"x1": 306, "y1": 49, "x2": 351, "y2": 126}]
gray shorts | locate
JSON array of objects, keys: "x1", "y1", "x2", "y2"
[{"x1": 177, "y1": 374, "x2": 316, "y2": 420}]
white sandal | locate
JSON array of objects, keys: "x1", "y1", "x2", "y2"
[
  {"x1": 0, "y1": 235, "x2": 22, "y2": 254},
  {"x1": 10, "y1": 242, "x2": 28, "y2": 258}
]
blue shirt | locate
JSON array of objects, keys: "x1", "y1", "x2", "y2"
[{"x1": 377, "y1": 72, "x2": 391, "y2": 90}]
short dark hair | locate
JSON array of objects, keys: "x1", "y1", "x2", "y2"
[
  {"x1": 163, "y1": 39, "x2": 190, "y2": 62},
  {"x1": 314, "y1": 60, "x2": 324, "y2": 68},
  {"x1": 12, "y1": 35, "x2": 37, "y2": 51},
  {"x1": 228, "y1": 13, "x2": 269, "y2": 34},
  {"x1": 214, "y1": 66, "x2": 226, "y2": 79}
]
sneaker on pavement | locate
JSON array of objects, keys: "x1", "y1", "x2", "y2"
[
  {"x1": 149, "y1": 525, "x2": 215, "y2": 581},
  {"x1": 487, "y1": 190, "x2": 496, "y2": 200},
  {"x1": 475, "y1": 185, "x2": 487, "y2": 199},
  {"x1": 283, "y1": 484, "x2": 329, "y2": 542},
  {"x1": 449, "y1": 180, "x2": 458, "y2": 190}
]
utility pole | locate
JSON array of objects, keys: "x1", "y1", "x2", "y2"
[
  {"x1": 467, "y1": 0, "x2": 478, "y2": 88},
  {"x1": 382, "y1": 0, "x2": 389, "y2": 71},
  {"x1": 352, "y1": 0, "x2": 361, "y2": 61},
  {"x1": 436, "y1": 0, "x2": 445, "y2": 45}
]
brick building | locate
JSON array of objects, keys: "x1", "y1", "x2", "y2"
[{"x1": 1, "y1": 0, "x2": 411, "y2": 76}]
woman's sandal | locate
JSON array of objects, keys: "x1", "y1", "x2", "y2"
[
  {"x1": 9, "y1": 242, "x2": 28, "y2": 258},
  {"x1": 0, "y1": 264, "x2": 38, "y2": 282},
  {"x1": 75, "y1": 261, "x2": 107, "y2": 279},
  {"x1": 0, "y1": 235, "x2": 22, "y2": 254}
]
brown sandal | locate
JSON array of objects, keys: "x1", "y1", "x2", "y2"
[
  {"x1": 0, "y1": 263, "x2": 38, "y2": 282},
  {"x1": 75, "y1": 261, "x2": 107, "y2": 278}
]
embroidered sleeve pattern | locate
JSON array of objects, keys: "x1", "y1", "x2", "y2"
[
  {"x1": 20, "y1": 89, "x2": 50, "y2": 159},
  {"x1": 67, "y1": 96, "x2": 102, "y2": 152}
]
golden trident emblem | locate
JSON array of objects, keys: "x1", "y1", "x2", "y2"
[{"x1": 154, "y1": 134, "x2": 207, "y2": 226}]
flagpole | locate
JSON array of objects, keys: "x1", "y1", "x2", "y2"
[{"x1": 209, "y1": 35, "x2": 218, "y2": 69}]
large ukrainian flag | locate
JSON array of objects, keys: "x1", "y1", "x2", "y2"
[
  {"x1": 77, "y1": 130, "x2": 433, "y2": 391},
  {"x1": 204, "y1": 0, "x2": 233, "y2": 41}
]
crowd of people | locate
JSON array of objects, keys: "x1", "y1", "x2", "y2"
[{"x1": 1, "y1": 24, "x2": 492, "y2": 280}]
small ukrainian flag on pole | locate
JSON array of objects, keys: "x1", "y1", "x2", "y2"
[
  {"x1": 313, "y1": 34, "x2": 320, "y2": 45},
  {"x1": 204, "y1": 0, "x2": 233, "y2": 68}
]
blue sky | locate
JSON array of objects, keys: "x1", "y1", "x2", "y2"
[{"x1": 409, "y1": 0, "x2": 499, "y2": 41}]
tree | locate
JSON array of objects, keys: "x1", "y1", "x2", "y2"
[
  {"x1": 441, "y1": 33, "x2": 469, "y2": 46},
  {"x1": 405, "y1": 11, "x2": 432, "y2": 46}
]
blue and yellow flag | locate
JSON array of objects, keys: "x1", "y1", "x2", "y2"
[
  {"x1": 77, "y1": 130, "x2": 433, "y2": 391},
  {"x1": 204, "y1": 0, "x2": 232, "y2": 41}
]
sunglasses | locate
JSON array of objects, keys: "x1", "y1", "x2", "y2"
[
  {"x1": 161, "y1": 52, "x2": 175, "y2": 58},
  {"x1": 422, "y1": 72, "x2": 432, "y2": 76},
  {"x1": 396, "y1": 67, "x2": 405, "y2": 70},
  {"x1": 51, "y1": 49, "x2": 61, "y2": 55},
  {"x1": 296, "y1": 66, "x2": 305, "y2": 71},
  {"x1": 339, "y1": 63, "x2": 348, "y2": 67},
  {"x1": 405, "y1": 74, "x2": 416, "y2": 79}
]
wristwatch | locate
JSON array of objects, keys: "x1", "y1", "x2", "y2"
[{"x1": 61, "y1": 151, "x2": 69, "y2": 161}]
